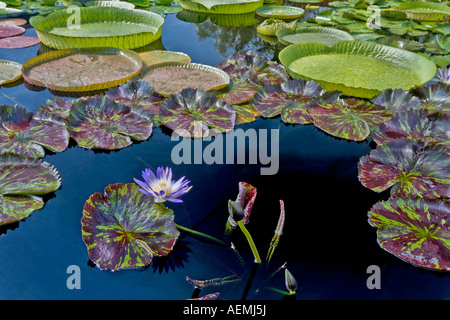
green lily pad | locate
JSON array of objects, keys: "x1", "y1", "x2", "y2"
[
  {"x1": 137, "y1": 50, "x2": 191, "y2": 68},
  {"x1": 255, "y1": 5, "x2": 305, "y2": 19},
  {"x1": 368, "y1": 197, "x2": 450, "y2": 271},
  {"x1": 256, "y1": 18, "x2": 297, "y2": 36},
  {"x1": 358, "y1": 139, "x2": 450, "y2": 199},
  {"x1": 398, "y1": 2, "x2": 450, "y2": 21},
  {"x1": 0, "y1": 105, "x2": 70, "y2": 158},
  {"x1": 0, "y1": 155, "x2": 61, "y2": 226},
  {"x1": 66, "y1": 96, "x2": 153, "y2": 150},
  {"x1": 30, "y1": 7, "x2": 164, "y2": 50},
  {"x1": 178, "y1": 0, "x2": 264, "y2": 14},
  {"x1": 279, "y1": 41, "x2": 437, "y2": 98},
  {"x1": 158, "y1": 88, "x2": 236, "y2": 138},
  {"x1": 0, "y1": 59, "x2": 21, "y2": 86},
  {"x1": 310, "y1": 98, "x2": 392, "y2": 141},
  {"x1": 81, "y1": 182, "x2": 180, "y2": 271},
  {"x1": 276, "y1": 26, "x2": 354, "y2": 46}
]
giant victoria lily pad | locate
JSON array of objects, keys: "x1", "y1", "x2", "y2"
[
  {"x1": 276, "y1": 27, "x2": 354, "y2": 47},
  {"x1": 178, "y1": 0, "x2": 264, "y2": 14},
  {"x1": 255, "y1": 5, "x2": 305, "y2": 19},
  {"x1": 22, "y1": 47, "x2": 143, "y2": 93},
  {"x1": 30, "y1": 7, "x2": 164, "y2": 50},
  {"x1": 358, "y1": 139, "x2": 450, "y2": 199},
  {"x1": 81, "y1": 183, "x2": 180, "y2": 271},
  {"x1": 159, "y1": 88, "x2": 236, "y2": 138},
  {"x1": 0, "y1": 155, "x2": 61, "y2": 226},
  {"x1": 368, "y1": 197, "x2": 450, "y2": 271},
  {"x1": 397, "y1": 2, "x2": 450, "y2": 21},
  {"x1": 309, "y1": 98, "x2": 392, "y2": 141},
  {"x1": 279, "y1": 41, "x2": 437, "y2": 98},
  {"x1": 250, "y1": 78, "x2": 332, "y2": 124},
  {"x1": 0, "y1": 59, "x2": 22, "y2": 86},
  {"x1": 66, "y1": 96, "x2": 153, "y2": 150},
  {"x1": 0, "y1": 105, "x2": 69, "y2": 158}
]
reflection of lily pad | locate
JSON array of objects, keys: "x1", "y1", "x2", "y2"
[
  {"x1": 22, "y1": 47, "x2": 143, "y2": 93},
  {"x1": 30, "y1": 7, "x2": 164, "y2": 49},
  {"x1": 279, "y1": 41, "x2": 437, "y2": 98},
  {"x1": 0, "y1": 59, "x2": 22, "y2": 85},
  {"x1": 255, "y1": 5, "x2": 304, "y2": 19},
  {"x1": 310, "y1": 98, "x2": 392, "y2": 141},
  {"x1": 0, "y1": 105, "x2": 70, "y2": 158},
  {"x1": 81, "y1": 182, "x2": 180, "y2": 271},
  {"x1": 276, "y1": 26, "x2": 354, "y2": 46},
  {"x1": 139, "y1": 62, "x2": 230, "y2": 97},
  {"x1": 159, "y1": 88, "x2": 235, "y2": 138},
  {"x1": 368, "y1": 197, "x2": 450, "y2": 271},
  {"x1": 178, "y1": 0, "x2": 264, "y2": 14},
  {"x1": 358, "y1": 139, "x2": 450, "y2": 199},
  {"x1": 0, "y1": 155, "x2": 61, "y2": 226},
  {"x1": 66, "y1": 96, "x2": 153, "y2": 150}
]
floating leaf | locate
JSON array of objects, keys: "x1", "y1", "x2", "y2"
[
  {"x1": 251, "y1": 78, "x2": 334, "y2": 124},
  {"x1": 0, "y1": 155, "x2": 61, "y2": 226},
  {"x1": 186, "y1": 275, "x2": 240, "y2": 288},
  {"x1": 255, "y1": 5, "x2": 304, "y2": 19},
  {"x1": 0, "y1": 25, "x2": 24, "y2": 38},
  {"x1": 368, "y1": 197, "x2": 450, "y2": 271},
  {"x1": 158, "y1": 88, "x2": 235, "y2": 138},
  {"x1": 414, "y1": 84, "x2": 450, "y2": 115},
  {"x1": 22, "y1": 47, "x2": 143, "y2": 93},
  {"x1": 233, "y1": 104, "x2": 259, "y2": 125},
  {"x1": 279, "y1": 41, "x2": 437, "y2": 98},
  {"x1": 310, "y1": 98, "x2": 392, "y2": 141},
  {"x1": 0, "y1": 105, "x2": 70, "y2": 158},
  {"x1": 105, "y1": 80, "x2": 165, "y2": 119},
  {"x1": 137, "y1": 50, "x2": 191, "y2": 68},
  {"x1": 0, "y1": 36, "x2": 40, "y2": 49},
  {"x1": 178, "y1": 0, "x2": 264, "y2": 14},
  {"x1": 371, "y1": 89, "x2": 422, "y2": 113},
  {"x1": 397, "y1": 2, "x2": 450, "y2": 21},
  {"x1": 0, "y1": 18, "x2": 27, "y2": 26},
  {"x1": 221, "y1": 78, "x2": 260, "y2": 106},
  {"x1": 277, "y1": 26, "x2": 354, "y2": 47},
  {"x1": 256, "y1": 18, "x2": 297, "y2": 36},
  {"x1": 0, "y1": 59, "x2": 21, "y2": 86},
  {"x1": 66, "y1": 96, "x2": 153, "y2": 150},
  {"x1": 36, "y1": 97, "x2": 73, "y2": 120},
  {"x1": 81, "y1": 182, "x2": 180, "y2": 271},
  {"x1": 358, "y1": 139, "x2": 450, "y2": 199}
]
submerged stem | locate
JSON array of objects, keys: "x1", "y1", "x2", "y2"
[
  {"x1": 238, "y1": 220, "x2": 261, "y2": 264},
  {"x1": 175, "y1": 223, "x2": 228, "y2": 248}
]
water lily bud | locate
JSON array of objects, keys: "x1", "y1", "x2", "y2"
[
  {"x1": 228, "y1": 200, "x2": 244, "y2": 222},
  {"x1": 285, "y1": 268, "x2": 298, "y2": 294}
]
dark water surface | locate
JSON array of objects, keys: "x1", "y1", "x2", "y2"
[{"x1": 0, "y1": 12, "x2": 449, "y2": 300}]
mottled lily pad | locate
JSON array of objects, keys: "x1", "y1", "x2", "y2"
[
  {"x1": 256, "y1": 18, "x2": 297, "y2": 36},
  {"x1": 66, "y1": 96, "x2": 153, "y2": 150},
  {"x1": 414, "y1": 84, "x2": 450, "y2": 115},
  {"x1": 22, "y1": 47, "x2": 143, "y2": 93},
  {"x1": 81, "y1": 182, "x2": 180, "y2": 271},
  {"x1": 139, "y1": 62, "x2": 230, "y2": 97},
  {"x1": 0, "y1": 155, "x2": 61, "y2": 226},
  {"x1": 159, "y1": 88, "x2": 235, "y2": 138},
  {"x1": 0, "y1": 59, "x2": 22, "y2": 85},
  {"x1": 309, "y1": 98, "x2": 392, "y2": 141},
  {"x1": 251, "y1": 78, "x2": 334, "y2": 124},
  {"x1": 0, "y1": 105, "x2": 70, "y2": 158},
  {"x1": 105, "y1": 80, "x2": 165, "y2": 119},
  {"x1": 36, "y1": 97, "x2": 73, "y2": 120},
  {"x1": 368, "y1": 197, "x2": 450, "y2": 271},
  {"x1": 371, "y1": 89, "x2": 422, "y2": 113},
  {"x1": 358, "y1": 139, "x2": 450, "y2": 199}
]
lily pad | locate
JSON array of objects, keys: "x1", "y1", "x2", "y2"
[
  {"x1": 256, "y1": 18, "x2": 297, "y2": 36},
  {"x1": 36, "y1": 97, "x2": 73, "y2": 120},
  {"x1": 371, "y1": 89, "x2": 422, "y2": 113},
  {"x1": 414, "y1": 84, "x2": 450, "y2": 115},
  {"x1": 66, "y1": 96, "x2": 153, "y2": 150},
  {"x1": 81, "y1": 182, "x2": 180, "y2": 271},
  {"x1": 0, "y1": 59, "x2": 22, "y2": 85},
  {"x1": 0, "y1": 25, "x2": 24, "y2": 38},
  {"x1": 137, "y1": 50, "x2": 191, "y2": 68},
  {"x1": 0, "y1": 155, "x2": 61, "y2": 226},
  {"x1": 276, "y1": 26, "x2": 354, "y2": 46},
  {"x1": 279, "y1": 40, "x2": 437, "y2": 98},
  {"x1": 0, "y1": 105, "x2": 70, "y2": 158},
  {"x1": 397, "y1": 2, "x2": 450, "y2": 21},
  {"x1": 0, "y1": 18, "x2": 27, "y2": 26},
  {"x1": 139, "y1": 62, "x2": 230, "y2": 97},
  {"x1": 358, "y1": 139, "x2": 450, "y2": 199},
  {"x1": 158, "y1": 88, "x2": 235, "y2": 138},
  {"x1": 30, "y1": 7, "x2": 164, "y2": 50},
  {"x1": 255, "y1": 5, "x2": 305, "y2": 19},
  {"x1": 368, "y1": 197, "x2": 450, "y2": 271},
  {"x1": 105, "y1": 79, "x2": 165, "y2": 119},
  {"x1": 178, "y1": 0, "x2": 264, "y2": 14},
  {"x1": 310, "y1": 98, "x2": 392, "y2": 141},
  {"x1": 250, "y1": 78, "x2": 331, "y2": 124},
  {"x1": 22, "y1": 47, "x2": 143, "y2": 93},
  {"x1": 0, "y1": 36, "x2": 40, "y2": 49}
]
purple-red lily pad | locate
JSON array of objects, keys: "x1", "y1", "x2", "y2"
[
  {"x1": 217, "y1": 50, "x2": 269, "y2": 78},
  {"x1": 226, "y1": 181, "x2": 257, "y2": 233},
  {"x1": 0, "y1": 36, "x2": 40, "y2": 49},
  {"x1": 0, "y1": 25, "x2": 24, "y2": 38},
  {"x1": 221, "y1": 78, "x2": 260, "y2": 106},
  {"x1": 414, "y1": 83, "x2": 450, "y2": 115},
  {"x1": 309, "y1": 98, "x2": 392, "y2": 141},
  {"x1": 368, "y1": 197, "x2": 450, "y2": 271},
  {"x1": 36, "y1": 97, "x2": 73, "y2": 120},
  {"x1": 358, "y1": 139, "x2": 450, "y2": 199},
  {"x1": 0, "y1": 155, "x2": 61, "y2": 226},
  {"x1": 158, "y1": 88, "x2": 236, "y2": 138},
  {"x1": 371, "y1": 89, "x2": 422, "y2": 113},
  {"x1": 233, "y1": 104, "x2": 259, "y2": 125},
  {"x1": 66, "y1": 96, "x2": 153, "y2": 150},
  {"x1": 251, "y1": 79, "x2": 338, "y2": 124},
  {"x1": 0, "y1": 105, "x2": 70, "y2": 158},
  {"x1": 105, "y1": 79, "x2": 165, "y2": 119},
  {"x1": 81, "y1": 182, "x2": 180, "y2": 271}
]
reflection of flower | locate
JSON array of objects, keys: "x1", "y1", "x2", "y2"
[{"x1": 134, "y1": 167, "x2": 192, "y2": 203}]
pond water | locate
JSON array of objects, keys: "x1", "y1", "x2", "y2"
[{"x1": 1, "y1": 9, "x2": 449, "y2": 300}]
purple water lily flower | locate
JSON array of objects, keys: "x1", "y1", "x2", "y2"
[{"x1": 134, "y1": 167, "x2": 192, "y2": 203}]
